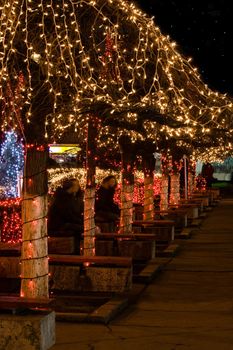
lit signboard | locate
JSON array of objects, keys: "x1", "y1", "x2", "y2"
[{"x1": 49, "y1": 144, "x2": 81, "y2": 155}]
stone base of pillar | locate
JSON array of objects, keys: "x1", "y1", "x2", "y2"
[
  {"x1": 0, "y1": 311, "x2": 55, "y2": 350},
  {"x1": 95, "y1": 240, "x2": 156, "y2": 261},
  {"x1": 85, "y1": 266, "x2": 132, "y2": 293}
]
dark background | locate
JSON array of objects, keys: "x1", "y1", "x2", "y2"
[{"x1": 134, "y1": 0, "x2": 232, "y2": 96}]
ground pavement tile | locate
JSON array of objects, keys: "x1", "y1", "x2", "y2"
[{"x1": 51, "y1": 199, "x2": 233, "y2": 350}]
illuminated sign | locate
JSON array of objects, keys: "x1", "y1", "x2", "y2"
[{"x1": 49, "y1": 144, "x2": 81, "y2": 155}]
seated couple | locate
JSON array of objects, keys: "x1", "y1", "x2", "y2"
[{"x1": 47, "y1": 175, "x2": 120, "y2": 253}]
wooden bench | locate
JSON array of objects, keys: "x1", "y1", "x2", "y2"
[
  {"x1": 95, "y1": 233, "x2": 157, "y2": 240},
  {"x1": 133, "y1": 219, "x2": 175, "y2": 226},
  {"x1": 49, "y1": 255, "x2": 132, "y2": 293},
  {"x1": 133, "y1": 204, "x2": 188, "y2": 229},
  {"x1": 0, "y1": 296, "x2": 54, "y2": 312},
  {"x1": 49, "y1": 254, "x2": 132, "y2": 267},
  {"x1": 0, "y1": 242, "x2": 21, "y2": 257},
  {"x1": 207, "y1": 188, "x2": 220, "y2": 200},
  {"x1": 190, "y1": 194, "x2": 210, "y2": 206},
  {"x1": 155, "y1": 209, "x2": 188, "y2": 229},
  {"x1": 94, "y1": 233, "x2": 157, "y2": 260},
  {"x1": 132, "y1": 220, "x2": 175, "y2": 241},
  {"x1": 179, "y1": 198, "x2": 204, "y2": 212},
  {"x1": 156, "y1": 209, "x2": 188, "y2": 214},
  {"x1": 170, "y1": 203, "x2": 199, "y2": 219}
]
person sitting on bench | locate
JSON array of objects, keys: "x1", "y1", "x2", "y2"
[
  {"x1": 95, "y1": 175, "x2": 120, "y2": 233},
  {"x1": 48, "y1": 178, "x2": 84, "y2": 254}
]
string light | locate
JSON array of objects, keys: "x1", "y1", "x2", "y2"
[
  {"x1": 48, "y1": 167, "x2": 161, "y2": 204},
  {"x1": 0, "y1": 0, "x2": 232, "y2": 155},
  {"x1": 0, "y1": 198, "x2": 22, "y2": 242}
]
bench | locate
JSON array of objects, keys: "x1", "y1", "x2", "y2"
[
  {"x1": 133, "y1": 219, "x2": 175, "y2": 226},
  {"x1": 132, "y1": 220, "x2": 175, "y2": 241},
  {"x1": 95, "y1": 233, "x2": 157, "y2": 240},
  {"x1": 49, "y1": 255, "x2": 132, "y2": 293},
  {"x1": 207, "y1": 188, "x2": 220, "y2": 198},
  {"x1": 190, "y1": 194, "x2": 210, "y2": 206},
  {"x1": 0, "y1": 242, "x2": 21, "y2": 257},
  {"x1": 94, "y1": 233, "x2": 157, "y2": 260},
  {"x1": 170, "y1": 203, "x2": 199, "y2": 219},
  {"x1": 49, "y1": 254, "x2": 132, "y2": 267},
  {"x1": 0, "y1": 296, "x2": 53, "y2": 312},
  {"x1": 155, "y1": 209, "x2": 188, "y2": 229},
  {"x1": 133, "y1": 204, "x2": 188, "y2": 229},
  {"x1": 179, "y1": 198, "x2": 204, "y2": 212},
  {"x1": 0, "y1": 296, "x2": 56, "y2": 349}
]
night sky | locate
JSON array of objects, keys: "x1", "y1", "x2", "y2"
[{"x1": 135, "y1": 0, "x2": 232, "y2": 96}]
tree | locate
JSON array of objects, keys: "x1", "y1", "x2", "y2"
[
  {"x1": 0, "y1": 131, "x2": 24, "y2": 198},
  {"x1": 1, "y1": 0, "x2": 232, "y2": 298}
]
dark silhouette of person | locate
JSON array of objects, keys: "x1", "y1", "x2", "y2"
[
  {"x1": 48, "y1": 178, "x2": 84, "y2": 253},
  {"x1": 95, "y1": 175, "x2": 120, "y2": 232},
  {"x1": 202, "y1": 162, "x2": 214, "y2": 188}
]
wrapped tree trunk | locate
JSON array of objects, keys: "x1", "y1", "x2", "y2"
[
  {"x1": 183, "y1": 155, "x2": 188, "y2": 200},
  {"x1": 119, "y1": 136, "x2": 134, "y2": 234},
  {"x1": 188, "y1": 171, "x2": 194, "y2": 196},
  {"x1": 160, "y1": 174, "x2": 169, "y2": 211},
  {"x1": 160, "y1": 155, "x2": 170, "y2": 211},
  {"x1": 83, "y1": 121, "x2": 98, "y2": 256},
  {"x1": 20, "y1": 146, "x2": 49, "y2": 299},
  {"x1": 188, "y1": 160, "x2": 196, "y2": 195},
  {"x1": 169, "y1": 153, "x2": 182, "y2": 206},
  {"x1": 143, "y1": 155, "x2": 155, "y2": 221},
  {"x1": 169, "y1": 172, "x2": 180, "y2": 206}
]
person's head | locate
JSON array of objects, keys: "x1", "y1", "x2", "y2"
[
  {"x1": 62, "y1": 178, "x2": 80, "y2": 194},
  {"x1": 102, "y1": 175, "x2": 117, "y2": 189}
]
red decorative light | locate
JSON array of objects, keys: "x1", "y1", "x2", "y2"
[
  {"x1": 0, "y1": 198, "x2": 22, "y2": 243},
  {"x1": 113, "y1": 176, "x2": 161, "y2": 205},
  {"x1": 26, "y1": 144, "x2": 45, "y2": 151},
  {"x1": 195, "y1": 175, "x2": 206, "y2": 191}
]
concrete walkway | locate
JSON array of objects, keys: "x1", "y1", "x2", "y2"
[{"x1": 51, "y1": 199, "x2": 233, "y2": 350}]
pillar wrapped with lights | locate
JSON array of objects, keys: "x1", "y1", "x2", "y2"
[
  {"x1": 160, "y1": 155, "x2": 171, "y2": 211},
  {"x1": 83, "y1": 120, "x2": 98, "y2": 256},
  {"x1": 160, "y1": 175, "x2": 169, "y2": 211},
  {"x1": 119, "y1": 136, "x2": 135, "y2": 234},
  {"x1": 188, "y1": 162, "x2": 195, "y2": 196},
  {"x1": 170, "y1": 173, "x2": 180, "y2": 206},
  {"x1": 143, "y1": 174, "x2": 154, "y2": 220},
  {"x1": 169, "y1": 155, "x2": 182, "y2": 206},
  {"x1": 20, "y1": 146, "x2": 49, "y2": 299},
  {"x1": 142, "y1": 152, "x2": 156, "y2": 221}
]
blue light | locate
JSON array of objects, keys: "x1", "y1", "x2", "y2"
[{"x1": 0, "y1": 131, "x2": 24, "y2": 198}]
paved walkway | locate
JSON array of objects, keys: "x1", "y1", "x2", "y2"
[{"x1": 51, "y1": 199, "x2": 233, "y2": 350}]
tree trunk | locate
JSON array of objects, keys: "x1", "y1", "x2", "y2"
[
  {"x1": 160, "y1": 174, "x2": 169, "y2": 211},
  {"x1": 83, "y1": 121, "x2": 97, "y2": 256},
  {"x1": 188, "y1": 171, "x2": 194, "y2": 196},
  {"x1": 119, "y1": 136, "x2": 134, "y2": 234},
  {"x1": 143, "y1": 155, "x2": 155, "y2": 221},
  {"x1": 170, "y1": 173, "x2": 180, "y2": 206},
  {"x1": 20, "y1": 147, "x2": 49, "y2": 299}
]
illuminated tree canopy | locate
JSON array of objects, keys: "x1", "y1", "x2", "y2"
[{"x1": 0, "y1": 0, "x2": 232, "y2": 157}]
